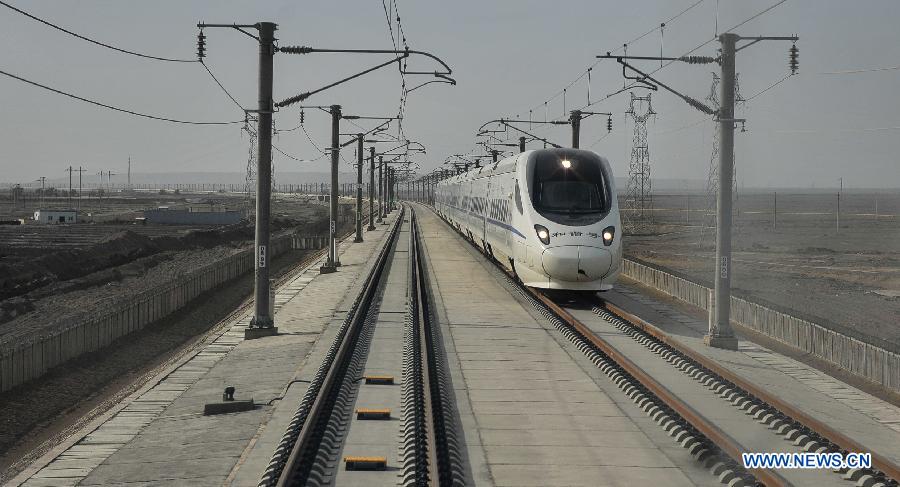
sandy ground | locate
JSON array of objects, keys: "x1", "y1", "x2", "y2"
[
  {"x1": 622, "y1": 190, "x2": 900, "y2": 347},
  {"x1": 0, "y1": 191, "x2": 357, "y2": 478}
]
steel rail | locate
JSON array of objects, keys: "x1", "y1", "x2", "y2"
[
  {"x1": 603, "y1": 301, "x2": 900, "y2": 483},
  {"x1": 527, "y1": 292, "x2": 789, "y2": 487},
  {"x1": 420, "y1": 203, "x2": 788, "y2": 486},
  {"x1": 410, "y1": 210, "x2": 441, "y2": 484},
  {"x1": 273, "y1": 208, "x2": 405, "y2": 486}
]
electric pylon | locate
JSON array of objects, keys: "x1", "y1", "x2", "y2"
[
  {"x1": 623, "y1": 92, "x2": 655, "y2": 233},
  {"x1": 699, "y1": 73, "x2": 743, "y2": 244},
  {"x1": 244, "y1": 123, "x2": 257, "y2": 201}
]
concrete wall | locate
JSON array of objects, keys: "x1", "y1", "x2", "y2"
[
  {"x1": 0, "y1": 233, "x2": 325, "y2": 393},
  {"x1": 622, "y1": 259, "x2": 900, "y2": 393}
]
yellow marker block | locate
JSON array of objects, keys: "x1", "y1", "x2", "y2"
[
  {"x1": 356, "y1": 408, "x2": 391, "y2": 420},
  {"x1": 364, "y1": 375, "x2": 395, "y2": 385},
  {"x1": 344, "y1": 456, "x2": 387, "y2": 471}
]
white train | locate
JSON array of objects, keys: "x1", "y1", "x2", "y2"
[{"x1": 435, "y1": 148, "x2": 622, "y2": 292}]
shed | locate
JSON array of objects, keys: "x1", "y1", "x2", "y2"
[{"x1": 33, "y1": 209, "x2": 77, "y2": 224}]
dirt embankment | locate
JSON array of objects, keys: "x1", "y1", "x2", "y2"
[{"x1": 0, "y1": 228, "x2": 247, "y2": 324}]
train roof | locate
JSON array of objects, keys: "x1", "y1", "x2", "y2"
[{"x1": 438, "y1": 148, "x2": 607, "y2": 185}]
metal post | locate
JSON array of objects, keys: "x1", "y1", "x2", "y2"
[
  {"x1": 570, "y1": 109, "x2": 582, "y2": 148},
  {"x1": 377, "y1": 156, "x2": 385, "y2": 222},
  {"x1": 836, "y1": 177, "x2": 841, "y2": 233},
  {"x1": 246, "y1": 21, "x2": 278, "y2": 338},
  {"x1": 519, "y1": 136, "x2": 526, "y2": 153},
  {"x1": 773, "y1": 191, "x2": 777, "y2": 230},
  {"x1": 354, "y1": 134, "x2": 364, "y2": 242},
  {"x1": 389, "y1": 168, "x2": 395, "y2": 210},
  {"x1": 321, "y1": 104, "x2": 341, "y2": 273},
  {"x1": 705, "y1": 32, "x2": 738, "y2": 350},
  {"x1": 367, "y1": 147, "x2": 376, "y2": 230},
  {"x1": 78, "y1": 166, "x2": 83, "y2": 210},
  {"x1": 67, "y1": 166, "x2": 72, "y2": 208}
]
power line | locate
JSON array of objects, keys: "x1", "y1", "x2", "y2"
[
  {"x1": 517, "y1": 0, "x2": 709, "y2": 117},
  {"x1": 273, "y1": 143, "x2": 325, "y2": 162},
  {"x1": 819, "y1": 65, "x2": 900, "y2": 75},
  {"x1": 562, "y1": 0, "x2": 790, "y2": 118},
  {"x1": 0, "y1": 0, "x2": 197, "y2": 63},
  {"x1": 301, "y1": 124, "x2": 328, "y2": 155},
  {"x1": 202, "y1": 61, "x2": 244, "y2": 111},
  {"x1": 0, "y1": 67, "x2": 242, "y2": 125},
  {"x1": 745, "y1": 73, "x2": 793, "y2": 101}
]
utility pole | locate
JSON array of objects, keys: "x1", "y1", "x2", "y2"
[
  {"x1": 389, "y1": 166, "x2": 394, "y2": 212},
  {"x1": 519, "y1": 136, "x2": 526, "y2": 153},
  {"x1": 568, "y1": 110, "x2": 612, "y2": 149},
  {"x1": 37, "y1": 176, "x2": 46, "y2": 208},
  {"x1": 570, "y1": 110, "x2": 582, "y2": 148},
  {"x1": 127, "y1": 156, "x2": 132, "y2": 190},
  {"x1": 247, "y1": 21, "x2": 278, "y2": 337},
  {"x1": 66, "y1": 166, "x2": 73, "y2": 207},
  {"x1": 321, "y1": 105, "x2": 341, "y2": 273},
  {"x1": 705, "y1": 32, "x2": 739, "y2": 350},
  {"x1": 596, "y1": 32, "x2": 797, "y2": 351},
  {"x1": 378, "y1": 156, "x2": 385, "y2": 222},
  {"x1": 77, "y1": 166, "x2": 85, "y2": 210},
  {"x1": 354, "y1": 134, "x2": 364, "y2": 242},
  {"x1": 367, "y1": 147, "x2": 376, "y2": 230},
  {"x1": 773, "y1": 191, "x2": 777, "y2": 231},
  {"x1": 836, "y1": 177, "x2": 842, "y2": 233}
]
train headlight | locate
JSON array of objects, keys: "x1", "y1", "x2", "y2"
[
  {"x1": 561, "y1": 159, "x2": 572, "y2": 169},
  {"x1": 602, "y1": 226, "x2": 615, "y2": 246},
  {"x1": 534, "y1": 224, "x2": 550, "y2": 245}
]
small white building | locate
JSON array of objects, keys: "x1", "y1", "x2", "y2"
[{"x1": 33, "y1": 209, "x2": 77, "y2": 224}]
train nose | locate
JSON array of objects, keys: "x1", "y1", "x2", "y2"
[{"x1": 541, "y1": 246, "x2": 612, "y2": 282}]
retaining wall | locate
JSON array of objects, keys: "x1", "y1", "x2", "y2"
[
  {"x1": 621, "y1": 258, "x2": 900, "y2": 392},
  {"x1": 0, "y1": 233, "x2": 324, "y2": 393}
]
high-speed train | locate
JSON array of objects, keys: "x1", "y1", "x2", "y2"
[{"x1": 435, "y1": 148, "x2": 622, "y2": 291}]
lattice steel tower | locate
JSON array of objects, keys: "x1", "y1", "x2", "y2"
[
  {"x1": 624, "y1": 92, "x2": 656, "y2": 233},
  {"x1": 699, "y1": 73, "x2": 743, "y2": 243},
  {"x1": 244, "y1": 124, "x2": 257, "y2": 201}
]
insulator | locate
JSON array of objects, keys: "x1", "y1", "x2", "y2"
[
  {"x1": 197, "y1": 30, "x2": 206, "y2": 60},
  {"x1": 680, "y1": 55, "x2": 717, "y2": 65},
  {"x1": 789, "y1": 44, "x2": 799, "y2": 74},
  {"x1": 607, "y1": 116, "x2": 613, "y2": 132},
  {"x1": 300, "y1": 109, "x2": 305, "y2": 125}
]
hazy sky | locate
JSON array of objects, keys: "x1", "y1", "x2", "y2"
[{"x1": 2, "y1": 1, "x2": 899, "y2": 189}]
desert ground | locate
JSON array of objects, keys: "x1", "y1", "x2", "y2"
[{"x1": 621, "y1": 189, "x2": 900, "y2": 347}]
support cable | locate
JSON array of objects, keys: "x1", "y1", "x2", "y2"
[
  {"x1": 0, "y1": 67, "x2": 242, "y2": 125},
  {"x1": 0, "y1": 1, "x2": 197, "y2": 63}
]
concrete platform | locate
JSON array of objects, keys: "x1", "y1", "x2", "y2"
[{"x1": 11, "y1": 211, "x2": 401, "y2": 487}]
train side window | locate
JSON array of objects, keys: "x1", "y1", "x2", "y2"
[{"x1": 514, "y1": 180, "x2": 523, "y2": 214}]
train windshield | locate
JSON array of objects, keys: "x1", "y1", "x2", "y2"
[{"x1": 531, "y1": 151, "x2": 610, "y2": 217}]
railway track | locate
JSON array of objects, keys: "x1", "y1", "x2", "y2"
[
  {"x1": 422, "y1": 202, "x2": 899, "y2": 487},
  {"x1": 260, "y1": 206, "x2": 463, "y2": 486}
]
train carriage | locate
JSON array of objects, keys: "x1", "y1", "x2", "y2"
[{"x1": 435, "y1": 148, "x2": 622, "y2": 291}]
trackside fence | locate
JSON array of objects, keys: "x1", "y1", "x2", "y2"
[
  {"x1": 0, "y1": 233, "x2": 327, "y2": 393},
  {"x1": 622, "y1": 259, "x2": 900, "y2": 393}
]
